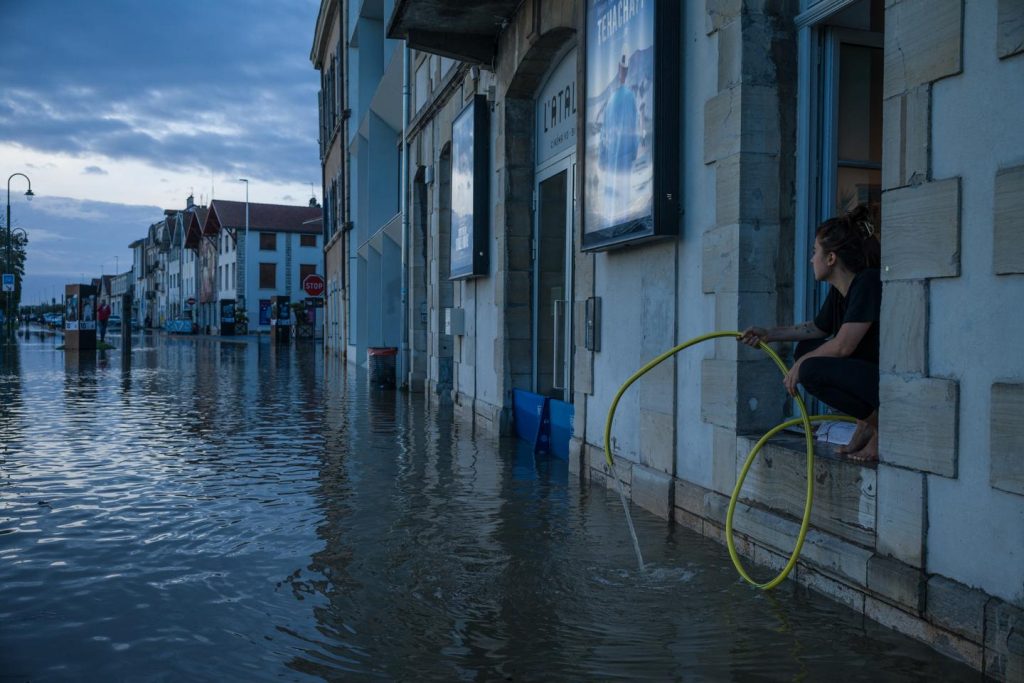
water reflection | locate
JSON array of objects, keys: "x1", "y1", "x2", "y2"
[{"x1": 0, "y1": 335, "x2": 977, "y2": 680}]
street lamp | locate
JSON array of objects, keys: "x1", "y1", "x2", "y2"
[
  {"x1": 5, "y1": 172, "x2": 33, "y2": 338},
  {"x1": 238, "y1": 178, "x2": 249, "y2": 324},
  {"x1": 8, "y1": 227, "x2": 27, "y2": 329}
]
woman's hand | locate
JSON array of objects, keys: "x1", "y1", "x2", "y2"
[
  {"x1": 739, "y1": 326, "x2": 769, "y2": 347},
  {"x1": 784, "y1": 358, "x2": 803, "y2": 396}
]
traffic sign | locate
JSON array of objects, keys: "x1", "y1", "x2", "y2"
[
  {"x1": 302, "y1": 273, "x2": 325, "y2": 297},
  {"x1": 186, "y1": 297, "x2": 196, "y2": 305},
  {"x1": 2, "y1": 273, "x2": 14, "y2": 293}
]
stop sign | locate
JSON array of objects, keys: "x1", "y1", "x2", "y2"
[{"x1": 302, "y1": 273, "x2": 325, "y2": 296}]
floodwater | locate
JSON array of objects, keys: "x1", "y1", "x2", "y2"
[{"x1": 0, "y1": 331, "x2": 977, "y2": 681}]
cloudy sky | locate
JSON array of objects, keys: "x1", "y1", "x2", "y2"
[{"x1": 0, "y1": 0, "x2": 322, "y2": 303}]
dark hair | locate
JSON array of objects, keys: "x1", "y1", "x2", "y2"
[{"x1": 815, "y1": 204, "x2": 881, "y2": 272}]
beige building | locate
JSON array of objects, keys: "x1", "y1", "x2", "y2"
[{"x1": 311, "y1": 0, "x2": 347, "y2": 356}]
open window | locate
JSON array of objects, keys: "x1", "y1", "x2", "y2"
[
  {"x1": 798, "y1": 0, "x2": 883, "y2": 321},
  {"x1": 795, "y1": 0, "x2": 884, "y2": 417}
]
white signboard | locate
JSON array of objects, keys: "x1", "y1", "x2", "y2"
[
  {"x1": 537, "y1": 49, "x2": 578, "y2": 167},
  {"x1": 1, "y1": 273, "x2": 13, "y2": 292}
]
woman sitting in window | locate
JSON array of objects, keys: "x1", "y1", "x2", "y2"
[{"x1": 740, "y1": 206, "x2": 882, "y2": 462}]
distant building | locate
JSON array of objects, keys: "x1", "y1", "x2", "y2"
[
  {"x1": 183, "y1": 204, "x2": 209, "y2": 329},
  {"x1": 129, "y1": 237, "x2": 147, "y2": 325},
  {"x1": 109, "y1": 270, "x2": 131, "y2": 320},
  {"x1": 311, "y1": 0, "x2": 348, "y2": 357},
  {"x1": 151, "y1": 211, "x2": 176, "y2": 326},
  {"x1": 312, "y1": 0, "x2": 405, "y2": 368},
  {"x1": 197, "y1": 199, "x2": 323, "y2": 335}
]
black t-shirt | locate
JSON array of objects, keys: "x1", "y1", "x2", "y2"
[{"x1": 813, "y1": 268, "x2": 881, "y2": 363}]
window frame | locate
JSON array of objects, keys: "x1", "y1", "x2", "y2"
[{"x1": 795, "y1": 18, "x2": 883, "y2": 324}]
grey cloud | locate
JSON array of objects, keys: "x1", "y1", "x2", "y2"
[
  {"x1": 83, "y1": 166, "x2": 108, "y2": 175},
  {"x1": 0, "y1": 0, "x2": 321, "y2": 189}
]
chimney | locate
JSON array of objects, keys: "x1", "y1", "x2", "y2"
[{"x1": 187, "y1": 193, "x2": 194, "y2": 209}]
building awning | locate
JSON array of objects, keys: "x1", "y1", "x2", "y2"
[{"x1": 387, "y1": 0, "x2": 520, "y2": 64}]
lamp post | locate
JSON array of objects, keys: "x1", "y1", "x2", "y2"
[
  {"x1": 238, "y1": 178, "x2": 249, "y2": 328},
  {"x1": 5, "y1": 172, "x2": 34, "y2": 339},
  {"x1": 8, "y1": 227, "x2": 27, "y2": 334}
]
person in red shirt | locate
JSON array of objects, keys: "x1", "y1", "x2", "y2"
[{"x1": 97, "y1": 300, "x2": 112, "y2": 342}]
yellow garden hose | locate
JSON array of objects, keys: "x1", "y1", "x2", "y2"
[{"x1": 602, "y1": 330, "x2": 857, "y2": 590}]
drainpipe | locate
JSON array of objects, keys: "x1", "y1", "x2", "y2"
[
  {"x1": 399, "y1": 42, "x2": 410, "y2": 389},
  {"x1": 341, "y1": 2, "x2": 350, "y2": 363}
]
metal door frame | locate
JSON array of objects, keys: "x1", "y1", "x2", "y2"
[{"x1": 532, "y1": 153, "x2": 576, "y2": 398}]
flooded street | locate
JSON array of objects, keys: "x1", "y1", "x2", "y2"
[{"x1": 0, "y1": 333, "x2": 976, "y2": 681}]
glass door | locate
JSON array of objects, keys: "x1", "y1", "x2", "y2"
[{"x1": 533, "y1": 158, "x2": 575, "y2": 401}]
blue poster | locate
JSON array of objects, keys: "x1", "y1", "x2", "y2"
[
  {"x1": 259, "y1": 299, "x2": 271, "y2": 326},
  {"x1": 450, "y1": 99, "x2": 477, "y2": 279},
  {"x1": 584, "y1": 0, "x2": 655, "y2": 236}
]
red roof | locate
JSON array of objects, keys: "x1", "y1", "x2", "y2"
[{"x1": 204, "y1": 199, "x2": 321, "y2": 235}]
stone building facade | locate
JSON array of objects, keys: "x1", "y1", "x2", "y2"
[
  {"x1": 359, "y1": 0, "x2": 1023, "y2": 677},
  {"x1": 312, "y1": 0, "x2": 347, "y2": 357},
  {"x1": 313, "y1": 0, "x2": 405, "y2": 366}
]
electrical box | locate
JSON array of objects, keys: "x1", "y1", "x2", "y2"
[{"x1": 444, "y1": 307, "x2": 465, "y2": 336}]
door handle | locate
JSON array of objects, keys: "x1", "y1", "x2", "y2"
[{"x1": 553, "y1": 299, "x2": 565, "y2": 391}]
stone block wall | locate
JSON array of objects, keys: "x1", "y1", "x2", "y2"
[
  {"x1": 877, "y1": 0, "x2": 964, "y2": 571},
  {"x1": 701, "y1": 0, "x2": 795, "y2": 471}
]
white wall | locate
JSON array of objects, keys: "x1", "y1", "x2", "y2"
[
  {"x1": 924, "y1": 1, "x2": 1024, "y2": 603},
  {"x1": 587, "y1": 245, "x2": 674, "y2": 458}
]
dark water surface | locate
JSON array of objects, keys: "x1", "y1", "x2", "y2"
[{"x1": 0, "y1": 333, "x2": 976, "y2": 681}]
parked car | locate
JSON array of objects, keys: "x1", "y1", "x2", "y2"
[{"x1": 107, "y1": 315, "x2": 122, "y2": 330}]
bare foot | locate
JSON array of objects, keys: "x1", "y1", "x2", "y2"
[
  {"x1": 844, "y1": 429, "x2": 878, "y2": 463},
  {"x1": 838, "y1": 419, "x2": 871, "y2": 454}
]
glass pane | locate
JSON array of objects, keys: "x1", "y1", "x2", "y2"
[
  {"x1": 836, "y1": 166, "x2": 881, "y2": 214},
  {"x1": 536, "y1": 171, "x2": 567, "y2": 398},
  {"x1": 837, "y1": 44, "x2": 882, "y2": 163}
]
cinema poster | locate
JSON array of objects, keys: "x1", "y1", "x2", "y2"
[
  {"x1": 582, "y1": 0, "x2": 679, "y2": 251},
  {"x1": 450, "y1": 95, "x2": 489, "y2": 280}
]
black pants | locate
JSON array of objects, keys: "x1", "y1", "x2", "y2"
[{"x1": 795, "y1": 340, "x2": 879, "y2": 420}]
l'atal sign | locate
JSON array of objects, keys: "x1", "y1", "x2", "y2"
[{"x1": 537, "y1": 49, "x2": 578, "y2": 167}]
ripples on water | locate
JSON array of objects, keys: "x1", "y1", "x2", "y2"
[{"x1": 0, "y1": 333, "x2": 976, "y2": 680}]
